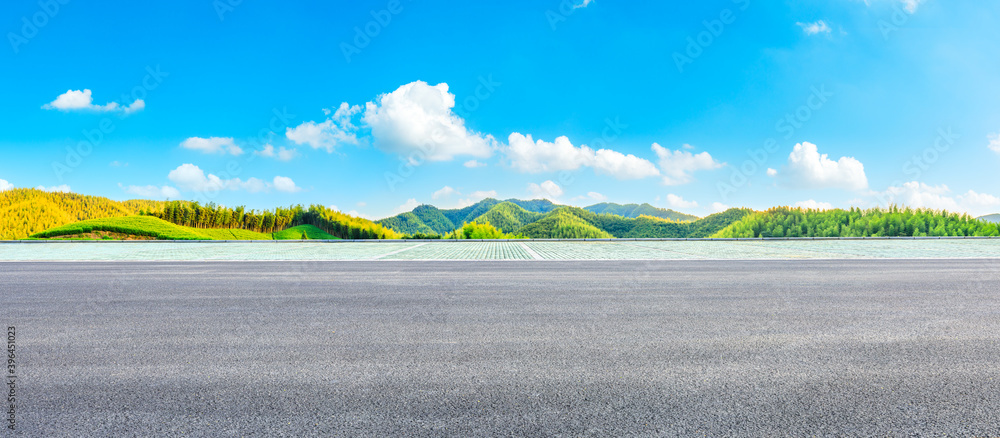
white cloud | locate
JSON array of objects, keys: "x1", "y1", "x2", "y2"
[
  {"x1": 256, "y1": 144, "x2": 298, "y2": 161},
  {"x1": 167, "y1": 163, "x2": 287, "y2": 194},
  {"x1": 592, "y1": 149, "x2": 661, "y2": 180},
  {"x1": 181, "y1": 137, "x2": 243, "y2": 156},
  {"x1": 393, "y1": 198, "x2": 421, "y2": 215},
  {"x1": 464, "y1": 160, "x2": 486, "y2": 168},
  {"x1": 666, "y1": 194, "x2": 698, "y2": 209},
  {"x1": 573, "y1": 0, "x2": 594, "y2": 8},
  {"x1": 785, "y1": 142, "x2": 868, "y2": 190},
  {"x1": 123, "y1": 99, "x2": 145, "y2": 115},
  {"x1": 433, "y1": 186, "x2": 457, "y2": 200},
  {"x1": 527, "y1": 181, "x2": 564, "y2": 201},
  {"x1": 363, "y1": 81, "x2": 495, "y2": 161},
  {"x1": 797, "y1": 20, "x2": 831, "y2": 35},
  {"x1": 272, "y1": 176, "x2": 302, "y2": 193},
  {"x1": 457, "y1": 190, "x2": 498, "y2": 208},
  {"x1": 796, "y1": 200, "x2": 834, "y2": 210},
  {"x1": 119, "y1": 184, "x2": 181, "y2": 199},
  {"x1": 0, "y1": 179, "x2": 13, "y2": 191},
  {"x1": 42, "y1": 89, "x2": 143, "y2": 115},
  {"x1": 357, "y1": 201, "x2": 367, "y2": 207},
  {"x1": 880, "y1": 181, "x2": 958, "y2": 212},
  {"x1": 505, "y1": 134, "x2": 593, "y2": 172},
  {"x1": 286, "y1": 103, "x2": 362, "y2": 152},
  {"x1": 651, "y1": 143, "x2": 724, "y2": 185},
  {"x1": 767, "y1": 168, "x2": 778, "y2": 177},
  {"x1": 958, "y1": 190, "x2": 1000, "y2": 216},
  {"x1": 504, "y1": 133, "x2": 659, "y2": 180},
  {"x1": 711, "y1": 202, "x2": 731, "y2": 213},
  {"x1": 36, "y1": 185, "x2": 71, "y2": 193},
  {"x1": 862, "y1": 0, "x2": 921, "y2": 14},
  {"x1": 988, "y1": 133, "x2": 1000, "y2": 154},
  {"x1": 109, "y1": 161, "x2": 128, "y2": 167}
]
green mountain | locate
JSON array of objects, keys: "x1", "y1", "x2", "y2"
[
  {"x1": 979, "y1": 214, "x2": 1000, "y2": 223},
  {"x1": 469, "y1": 202, "x2": 546, "y2": 233},
  {"x1": 515, "y1": 206, "x2": 750, "y2": 239},
  {"x1": 378, "y1": 198, "x2": 559, "y2": 235},
  {"x1": 378, "y1": 198, "x2": 748, "y2": 238},
  {"x1": 584, "y1": 202, "x2": 698, "y2": 222},
  {"x1": 518, "y1": 208, "x2": 613, "y2": 239}
]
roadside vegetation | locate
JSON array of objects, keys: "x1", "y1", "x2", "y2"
[
  {"x1": 714, "y1": 206, "x2": 1000, "y2": 238},
  {"x1": 9, "y1": 188, "x2": 1000, "y2": 241}
]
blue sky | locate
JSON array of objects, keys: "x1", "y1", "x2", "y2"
[{"x1": 2, "y1": 0, "x2": 999, "y2": 219}]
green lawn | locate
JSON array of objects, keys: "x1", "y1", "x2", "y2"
[
  {"x1": 272, "y1": 225, "x2": 340, "y2": 240},
  {"x1": 30, "y1": 216, "x2": 341, "y2": 240}
]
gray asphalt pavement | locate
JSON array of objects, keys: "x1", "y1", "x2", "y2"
[{"x1": 2, "y1": 260, "x2": 1000, "y2": 436}]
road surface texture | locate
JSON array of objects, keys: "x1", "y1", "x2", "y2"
[
  {"x1": 3, "y1": 260, "x2": 999, "y2": 436},
  {"x1": 1, "y1": 238, "x2": 998, "y2": 261}
]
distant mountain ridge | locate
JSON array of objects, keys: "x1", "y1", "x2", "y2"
[
  {"x1": 979, "y1": 214, "x2": 1000, "y2": 223},
  {"x1": 377, "y1": 198, "x2": 561, "y2": 235},
  {"x1": 584, "y1": 202, "x2": 698, "y2": 222},
  {"x1": 376, "y1": 198, "x2": 748, "y2": 238},
  {"x1": 376, "y1": 199, "x2": 699, "y2": 235}
]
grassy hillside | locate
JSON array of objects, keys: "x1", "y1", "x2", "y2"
[
  {"x1": 29, "y1": 216, "x2": 340, "y2": 240},
  {"x1": 32, "y1": 216, "x2": 218, "y2": 240},
  {"x1": 980, "y1": 214, "x2": 1000, "y2": 224},
  {"x1": 378, "y1": 198, "x2": 559, "y2": 235},
  {"x1": 441, "y1": 199, "x2": 503, "y2": 226},
  {"x1": 518, "y1": 209, "x2": 614, "y2": 239},
  {"x1": 469, "y1": 202, "x2": 545, "y2": 233},
  {"x1": 0, "y1": 188, "x2": 166, "y2": 240},
  {"x1": 378, "y1": 205, "x2": 455, "y2": 235},
  {"x1": 271, "y1": 225, "x2": 340, "y2": 240},
  {"x1": 713, "y1": 206, "x2": 1000, "y2": 238},
  {"x1": 584, "y1": 202, "x2": 698, "y2": 222}
]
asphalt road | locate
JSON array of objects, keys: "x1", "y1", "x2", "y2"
[{"x1": 2, "y1": 260, "x2": 1000, "y2": 437}]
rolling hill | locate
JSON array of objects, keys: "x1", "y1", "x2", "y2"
[
  {"x1": 468, "y1": 202, "x2": 546, "y2": 233},
  {"x1": 377, "y1": 199, "x2": 740, "y2": 239},
  {"x1": 516, "y1": 206, "x2": 751, "y2": 239},
  {"x1": 377, "y1": 198, "x2": 560, "y2": 235},
  {"x1": 29, "y1": 216, "x2": 339, "y2": 240},
  {"x1": 0, "y1": 188, "x2": 166, "y2": 240},
  {"x1": 517, "y1": 208, "x2": 613, "y2": 239}
]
